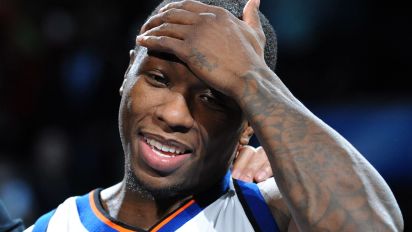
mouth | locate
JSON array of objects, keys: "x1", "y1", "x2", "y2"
[
  {"x1": 143, "y1": 135, "x2": 193, "y2": 156},
  {"x1": 138, "y1": 133, "x2": 193, "y2": 175}
]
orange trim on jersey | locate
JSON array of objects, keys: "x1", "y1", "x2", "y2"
[
  {"x1": 89, "y1": 190, "x2": 135, "y2": 232},
  {"x1": 150, "y1": 199, "x2": 196, "y2": 232}
]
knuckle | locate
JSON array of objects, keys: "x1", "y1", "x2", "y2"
[
  {"x1": 158, "y1": 36, "x2": 167, "y2": 45},
  {"x1": 241, "y1": 172, "x2": 254, "y2": 181},
  {"x1": 263, "y1": 165, "x2": 273, "y2": 175},
  {"x1": 161, "y1": 11, "x2": 171, "y2": 21},
  {"x1": 159, "y1": 22, "x2": 170, "y2": 30},
  {"x1": 256, "y1": 146, "x2": 266, "y2": 155},
  {"x1": 205, "y1": 14, "x2": 217, "y2": 23},
  {"x1": 181, "y1": 0, "x2": 192, "y2": 7},
  {"x1": 215, "y1": 7, "x2": 229, "y2": 17},
  {"x1": 243, "y1": 145, "x2": 255, "y2": 152},
  {"x1": 244, "y1": 167, "x2": 256, "y2": 176}
]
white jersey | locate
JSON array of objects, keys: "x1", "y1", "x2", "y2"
[{"x1": 26, "y1": 173, "x2": 279, "y2": 232}]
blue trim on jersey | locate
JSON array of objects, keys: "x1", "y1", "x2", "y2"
[
  {"x1": 156, "y1": 202, "x2": 203, "y2": 232},
  {"x1": 194, "y1": 171, "x2": 231, "y2": 207},
  {"x1": 76, "y1": 193, "x2": 117, "y2": 232},
  {"x1": 71, "y1": 172, "x2": 231, "y2": 232},
  {"x1": 236, "y1": 180, "x2": 280, "y2": 232},
  {"x1": 32, "y1": 209, "x2": 56, "y2": 232},
  {"x1": 154, "y1": 171, "x2": 231, "y2": 231},
  {"x1": 220, "y1": 171, "x2": 231, "y2": 194}
]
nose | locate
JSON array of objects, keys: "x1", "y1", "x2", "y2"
[{"x1": 155, "y1": 93, "x2": 194, "y2": 132}]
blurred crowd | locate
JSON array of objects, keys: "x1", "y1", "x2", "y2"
[{"x1": 0, "y1": 0, "x2": 410, "y2": 228}]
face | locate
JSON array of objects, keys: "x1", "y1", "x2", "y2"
[{"x1": 119, "y1": 48, "x2": 248, "y2": 198}]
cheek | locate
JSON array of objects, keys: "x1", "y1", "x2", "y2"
[
  {"x1": 127, "y1": 78, "x2": 163, "y2": 118},
  {"x1": 120, "y1": 79, "x2": 154, "y2": 140},
  {"x1": 193, "y1": 106, "x2": 243, "y2": 142},
  {"x1": 196, "y1": 115, "x2": 243, "y2": 166}
]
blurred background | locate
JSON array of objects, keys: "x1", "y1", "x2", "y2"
[{"x1": 0, "y1": 0, "x2": 410, "y2": 229}]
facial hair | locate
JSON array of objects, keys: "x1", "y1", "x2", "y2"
[{"x1": 124, "y1": 161, "x2": 187, "y2": 200}]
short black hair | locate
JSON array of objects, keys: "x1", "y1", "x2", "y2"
[{"x1": 137, "y1": 0, "x2": 277, "y2": 72}]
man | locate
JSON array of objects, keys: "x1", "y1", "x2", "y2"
[{"x1": 26, "y1": 0, "x2": 403, "y2": 231}]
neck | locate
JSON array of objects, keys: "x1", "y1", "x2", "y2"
[{"x1": 100, "y1": 181, "x2": 191, "y2": 230}]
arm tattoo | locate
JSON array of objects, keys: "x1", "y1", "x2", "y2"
[{"x1": 238, "y1": 70, "x2": 400, "y2": 231}]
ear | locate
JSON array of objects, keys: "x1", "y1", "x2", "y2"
[
  {"x1": 239, "y1": 123, "x2": 254, "y2": 145},
  {"x1": 119, "y1": 49, "x2": 136, "y2": 96}
]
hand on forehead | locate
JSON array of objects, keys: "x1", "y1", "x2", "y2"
[
  {"x1": 140, "y1": 0, "x2": 263, "y2": 35},
  {"x1": 135, "y1": 0, "x2": 266, "y2": 99}
]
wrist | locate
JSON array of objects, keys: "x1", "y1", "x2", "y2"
[{"x1": 231, "y1": 66, "x2": 276, "y2": 104}]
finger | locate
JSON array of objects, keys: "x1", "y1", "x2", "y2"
[
  {"x1": 136, "y1": 35, "x2": 188, "y2": 59},
  {"x1": 159, "y1": 0, "x2": 214, "y2": 14},
  {"x1": 141, "y1": 23, "x2": 191, "y2": 40},
  {"x1": 243, "y1": 0, "x2": 262, "y2": 30},
  {"x1": 252, "y1": 147, "x2": 272, "y2": 182},
  {"x1": 254, "y1": 163, "x2": 273, "y2": 183},
  {"x1": 140, "y1": 8, "x2": 199, "y2": 34},
  {"x1": 232, "y1": 145, "x2": 256, "y2": 180}
]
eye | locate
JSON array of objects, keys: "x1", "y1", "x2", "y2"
[
  {"x1": 145, "y1": 71, "x2": 169, "y2": 87},
  {"x1": 200, "y1": 94, "x2": 218, "y2": 104},
  {"x1": 199, "y1": 92, "x2": 225, "y2": 111}
]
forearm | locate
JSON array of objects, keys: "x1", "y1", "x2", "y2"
[{"x1": 237, "y1": 68, "x2": 403, "y2": 231}]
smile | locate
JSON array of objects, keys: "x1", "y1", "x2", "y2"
[
  {"x1": 144, "y1": 136, "x2": 186, "y2": 156},
  {"x1": 138, "y1": 133, "x2": 193, "y2": 174}
]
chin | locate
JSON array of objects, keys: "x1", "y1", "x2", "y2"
[{"x1": 125, "y1": 164, "x2": 190, "y2": 200}]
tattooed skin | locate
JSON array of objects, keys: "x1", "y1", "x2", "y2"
[
  {"x1": 134, "y1": 0, "x2": 403, "y2": 229},
  {"x1": 237, "y1": 68, "x2": 402, "y2": 231},
  {"x1": 187, "y1": 47, "x2": 218, "y2": 73}
]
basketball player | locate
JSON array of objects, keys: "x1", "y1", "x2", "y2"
[{"x1": 26, "y1": 0, "x2": 403, "y2": 231}]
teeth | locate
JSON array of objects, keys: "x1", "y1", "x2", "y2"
[
  {"x1": 155, "y1": 141, "x2": 162, "y2": 150},
  {"x1": 153, "y1": 149, "x2": 176, "y2": 158},
  {"x1": 149, "y1": 139, "x2": 156, "y2": 147},
  {"x1": 161, "y1": 145, "x2": 169, "y2": 152},
  {"x1": 144, "y1": 137, "x2": 186, "y2": 155}
]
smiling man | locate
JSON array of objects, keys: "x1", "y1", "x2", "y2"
[{"x1": 26, "y1": 0, "x2": 403, "y2": 231}]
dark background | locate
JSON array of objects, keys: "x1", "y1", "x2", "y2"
[{"x1": 0, "y1": 0, "x2": 410, "y2": 228}]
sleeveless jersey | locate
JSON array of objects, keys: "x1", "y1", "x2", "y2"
[{"x1": 26, "y1": 173, "x2": 279, "y2": 232}]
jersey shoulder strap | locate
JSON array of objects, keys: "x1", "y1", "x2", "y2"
[
  {"x1": 233, "y1": 179, "x2": 280, "y2": 232},
  {"x1": 31, "y1": 209, "x2": 56, "y2": 232}
]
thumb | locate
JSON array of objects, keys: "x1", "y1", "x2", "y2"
[{"x1": 243, "y1": 0, "x2": 261, "y2": 29}]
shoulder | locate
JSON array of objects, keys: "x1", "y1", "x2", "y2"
[{"x1": 26, "y1": 192, "x2": 92, "y2": 232}]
